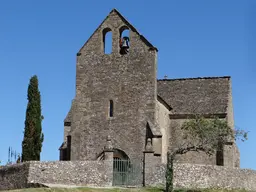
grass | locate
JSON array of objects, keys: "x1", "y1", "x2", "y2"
[
  {"x1": 1, "y1": 187, "x2": 249, "y2": 192},
  {"x1": 173, "y1": 189, "x2": 248, "y2": 192}
]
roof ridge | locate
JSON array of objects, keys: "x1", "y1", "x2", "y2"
[{"x1": 158, "y1": 76, "x2": 231, "y2": 81}]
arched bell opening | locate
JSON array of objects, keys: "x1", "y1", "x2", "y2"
[
  {"x1": 119, "y1": 26, "x2": 130, "y2": 55},
  {"x1": 103, "y1": 28, "x2": 112, "y2": 54}
]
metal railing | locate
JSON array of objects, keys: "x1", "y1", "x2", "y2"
[{"x1": 113, "y1": 159, "x2": 142, "y2": 186}]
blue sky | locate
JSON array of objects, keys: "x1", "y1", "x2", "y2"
[{"x1": 0, "y1": 0, "x2": 255, "y2": 169}]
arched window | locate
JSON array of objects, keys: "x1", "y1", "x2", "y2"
[
  {"x1": 119, "y1": 26, "x2": 130, "y2": 55},
  {"x1": 103, "y1": 28, "x2": 112, "y2": 54},
  {"x1": 109, "y1": 100, "x2": 114, "y2": 117}
]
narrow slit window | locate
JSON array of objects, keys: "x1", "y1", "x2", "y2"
[
  {"x1": 109, "y1": 100, "x2": 114, "y2": 117},
  {"x1": 103, "y1": 28, "x2": 112, "y2": 54},
  {"x1": 67, "y1": 135, "x2": 71, "y2": 161},
  {"x1": 216, "y1": 142, "x2": 224, "y2": 166}
]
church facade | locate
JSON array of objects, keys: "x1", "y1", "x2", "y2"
[{"x1": 59, "y1": 9, "x2": 240, "y2": 168}]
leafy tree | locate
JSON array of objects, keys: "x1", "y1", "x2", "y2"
[
  {"x1": 166, "y1": 115, "x2": 248, "y2": 192},
  {"x1": 22, "y1": 75, "x2": 44, "y2": 162}
]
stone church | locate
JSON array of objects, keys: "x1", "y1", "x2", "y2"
[{"x1": 59, "y1": 9, "x2": 239, "y2": 168}]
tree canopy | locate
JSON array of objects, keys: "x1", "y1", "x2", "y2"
[
  {"x1": 166, "y1": 115, "x2": 248, "y2": 192},
  {"x1": 22, "y1": 75, "x2": 44, "y2": 162}
]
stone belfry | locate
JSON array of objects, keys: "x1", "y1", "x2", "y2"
[{"x1": 60, "y1": 9, "x2": 159, "y2": 162}]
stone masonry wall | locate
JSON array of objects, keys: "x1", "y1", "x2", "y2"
[
  {"x1": 144, "y1": 152, "x2": 166, "y2": 187},
  {"x1": 70, "y1": 9, "x2": 158, "y2": 165},
  {"x1": 1, "y1": 160, "x2": 256, "y2": 191},
  {"x1": 169, "y1": 119, "x2": 216, "y2": 165},
  {"x1": 169, "y1": 118, "x2": 238, "y2": 168},
  {"x1": 145, "y1": 163, "x2": 256, "y2": 191},
  {"x1": 156, "y1": 100, "x2": 170, "y2": 163},
  {"x1": 28, "y1": 161, "x2": 113, "y2": 187},
  {"x1": 0, "y1": 163, "x2": 29, "y2": 190},
  {"x1": 0, "y1": 160, "x2": 113, "y2": 191},
  {"x1": 225, "y1": 77, "x2": 239, "y2": 168}
]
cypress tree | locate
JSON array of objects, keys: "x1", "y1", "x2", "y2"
[{"x1": 22, "y1": 75, "x2": 44, "y2": 162}]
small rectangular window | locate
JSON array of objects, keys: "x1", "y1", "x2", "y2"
[
  {"x1": 67, "y1": 135, "x2": 71, "y2": 161},
  {"x1": 216, "y1": 142, "x2": 224, "y2": 166},
  {"x1": 109, "y1": 100, "x2": 114, "y2": 117}
]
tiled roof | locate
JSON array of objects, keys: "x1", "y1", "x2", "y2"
[{"x1": 157, "y1": 76, "x2": 231, "y2": 115}]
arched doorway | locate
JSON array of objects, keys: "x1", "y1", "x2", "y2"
[
  {"x1": 113, "y1": 148, "x2": 129, "y2": 160},
  {"x1": 96, "y1": 148, "x2": 129, "y2": 161},
  {"x1": 113, "y1": 149, "x2": 130, "y2": 186},
  {"x1": 112, "y1": 149, "x2": 142, "y2": 186}
]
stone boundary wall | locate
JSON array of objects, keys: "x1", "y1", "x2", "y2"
[
  {"x1": 174, "y1": 163, "x2": 256, "y2": 191},
  {"x1": 0, "y1": 160, "x2": 113, "y2": 191},
  {"x1": 1, "y1": 160, "x2": 256, "y2": 191},
  {"x1": 0, "y1": 163, "x2": 29, "y2": 190},
  {"x1": 28, "y1": 161, "x2": 113, "y2": 187},
  {"x1": 146, "y1": 163, "x2": 256, "y2": 191}
]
